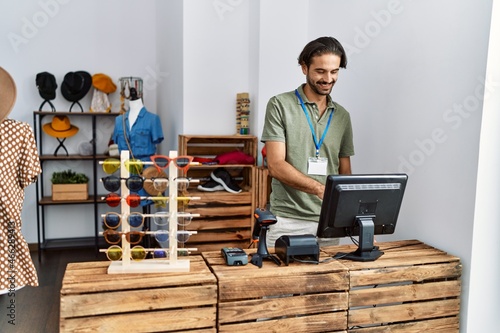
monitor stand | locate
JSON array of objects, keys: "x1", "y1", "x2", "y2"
[{"x1": 334, "y1": 217, "x2": 384, "y2": 262}]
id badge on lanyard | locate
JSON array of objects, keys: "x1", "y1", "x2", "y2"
[
  {"x1": 308, "y1": 156, "x2": 328, "y2": 175},
  {"x1": 295, "y1": 90, "x2": 334, "y2": 177}
]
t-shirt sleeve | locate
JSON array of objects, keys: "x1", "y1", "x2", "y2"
[{"x1": 260, "y1": 96, "x2": 286, "y2": 143}]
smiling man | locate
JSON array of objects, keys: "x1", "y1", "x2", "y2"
[{"x1": 261, "y1": 36, "x2": 355, "y2": 247}]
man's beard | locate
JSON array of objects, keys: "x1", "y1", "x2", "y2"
[{"x1": 307, "y1": 75, "x2": 335, "y2": 96}]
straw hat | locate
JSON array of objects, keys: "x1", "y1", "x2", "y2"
[
  {"x1": 42, "y1": 115, "x2": 79, "y2": 138},
  {"x1": 0, "y1": 67, "x2": 17, "y2": 122},
  {"x1": 142, "y1": 166, "x2": 167, "y2": 196}
]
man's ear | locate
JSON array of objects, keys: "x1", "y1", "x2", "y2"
[{"x1": 300, "y1": 63, "x2": 308, "y2": 75}]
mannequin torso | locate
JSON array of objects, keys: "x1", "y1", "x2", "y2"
[{"x1": 128, "y1": 98, "x2": 143, "y2": 129}]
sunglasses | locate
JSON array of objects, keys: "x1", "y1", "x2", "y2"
[
  {"x1": 101, "y1": 212, "x2": 148, "y2": 229},
  {"x1": 101, "y1": 158, "x2": 144, "y2": 174},
  {"x1": 150, "y1": 155, "x2": 194, "y2": 173},
  {"x1": 153, "y1": 230, "x2": 192, "y2": 244},
  {"x1": 103, "y1": 193, "x2": 198, "y2": 208},
  {"x1": 152, "y1": 211, "x2": 197, "y2": 227},
  {"x1": 102, "y1": 229, "x2": 148, "y2": 245},
  {"x1": 148, "y1": 177, "x2": 169, "y2": 192},
  {"x1": 105, "y1": 245, "x2": 147, "y2": 261},
  {"x1": 103, "y1": 246, "x2": 194, "y2": 261},
  {"x1": 102, "y1": 175, "x2": 144, "y2": 193},
  {"x1": 103, "y1": 193, "x2": 142, "y2": 208}
]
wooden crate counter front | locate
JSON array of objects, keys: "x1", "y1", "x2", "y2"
[
  {"x1": 322, "y1": 239, "x2": 462, "y2": 333},
  {"x1": 60, "y1": 256, "x2": 217, "y2": 333},
  {"x1": 202, "y1": 249, "x2": 349, "y2": 333}
]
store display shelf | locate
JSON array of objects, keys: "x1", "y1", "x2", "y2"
[
  {"x1": 38, "y1": 195, "x2": 105, "y2": 205},
  {"x1": 39, "y1": 154, "x2": 110, "y2": 161},
  {"x1": 41, "y1": 237, "x2": 103, "y2": 250}
]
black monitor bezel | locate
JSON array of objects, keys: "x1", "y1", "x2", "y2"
[{"x1": 317, "y1": 173, "x2": 408, "y2": 239}]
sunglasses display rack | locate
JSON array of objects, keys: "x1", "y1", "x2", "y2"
[{"x1": 105, "y1": 150, "x2": 199, "y2": 274}]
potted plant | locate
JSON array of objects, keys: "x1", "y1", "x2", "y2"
[{"x1": 51, "y1": 169, "x2": 89, "y2": 201}]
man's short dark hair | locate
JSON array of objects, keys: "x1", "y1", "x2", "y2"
[{"x1": 298, "y1": 36, "x2": 347, "y2": 69}]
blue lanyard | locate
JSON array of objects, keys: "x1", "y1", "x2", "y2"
[{"x1": 295, "y1": 89, "x2": 334, "y2": 157}]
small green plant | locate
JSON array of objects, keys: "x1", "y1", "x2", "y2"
[{"x1": 51, "y1": 170, "x2": 89, "y2": 184}]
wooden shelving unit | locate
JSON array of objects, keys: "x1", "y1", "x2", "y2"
[
  {"x1": 33, "y1": 111, "x2": 118, "y2": 255},
  {"x1": 178, "y1": 135, "x2": 257, "y2": 252}
]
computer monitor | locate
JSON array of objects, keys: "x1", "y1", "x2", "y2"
[{"x1": 317, "y1": 173, "x2": 408, "y2": 261}]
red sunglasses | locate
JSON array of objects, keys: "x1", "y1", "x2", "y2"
[
  {"x1": 150, "y1": 155, "x2": 194, "y2": 173},
  {"x1": 104, "y1": 193, "x2": 142, "y2": 208}
]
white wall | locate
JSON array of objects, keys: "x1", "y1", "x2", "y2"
[
  {"x1": 182, "y1": 0, "x2": 251, "y2": 135},
  {"x1": 467, "y1": 0, "x2": 500, "y2": 330},
  {"x1": 1, "y1": 0, "x2": 159, "y2": 241},
  {"x1": 305, "y1": 1, "x2": 492, "y2": 329},
  {"x1": 1, "y1": 0, "x2": 498, "y2": 331}
]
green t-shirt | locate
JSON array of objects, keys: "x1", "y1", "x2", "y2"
[{"x1": 260, "y1": 85, "x2": 355, "y2": 221}]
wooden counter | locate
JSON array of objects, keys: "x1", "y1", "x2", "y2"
[
  {"x1": 202, "y1": 249, "x2": 349, "y2": 333},
  {"x1": 60, "y1": 255, "x2": 217, "y2": 333},
  {"x1": 322, "y1": 239, "x2": 462, "y2": 332}
]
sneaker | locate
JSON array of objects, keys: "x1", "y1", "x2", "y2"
[
  {"x1": 210, "y1": 168, "x2": 242, "y2": 193},
  {"x1": 197, "y1": 180, "x2": 224, "y2": 192}
]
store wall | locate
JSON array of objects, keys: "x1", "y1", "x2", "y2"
[{"x1": 1, "y1": 0, "x2": 159, "y2": 242}]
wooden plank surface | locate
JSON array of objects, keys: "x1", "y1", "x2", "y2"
[
  {"x1": 60, "y1": 307, "x2": 216, "y2": 333},
  {"x1": 349, "y1": 280, "x2": 461, "y2": 307},
  {"x1": 61, "y1": 256, "x2": 216, "y2": 295},
  {"x1": 219, "y1": 312, "x2": 347, "y2": 333},
  {"x1": 349, "y1": 299, "x2": 460, "y2": 327},
  {"x1": 61, "y1": 284, "x2": 217, "y2": 318},
  {"x1": 219, "y1": 292, "x2": 347, "y2": 323},
  {"x1": 348, "y1": 317, "x2": 459, "y2": 333}
]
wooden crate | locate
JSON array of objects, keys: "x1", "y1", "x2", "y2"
[
  {"x1": 178, "y1": 135, "x2": 258, "y2": 252},
  {"x1": 52, "y1": 183, "x2": 88, "y2": 201},
  {"x1": 322, "y1": 240, "x2": 462, "y2": 332},
  {"x1": 202, "y1": 249, "x2": 349, "y2": 333},
  {"x1": 60, "y1": 256, "x2": 217, "y2": 333},
  {"x1": 256, "y1": 166, "x2": 271, "y2": 209}
]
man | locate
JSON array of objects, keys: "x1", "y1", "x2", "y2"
[{"x1": 261, "y1": 36, "x2": 355, "y2": 246}]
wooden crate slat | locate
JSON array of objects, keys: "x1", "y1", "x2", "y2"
[
  {"x1": 219, "y1": 292, "x2": 348, "y2": 323},
  {"x1": 60, "y1": 307, "x2": 216, "y2": 333},
  {"x1": 190, "y1": 190, "x2": 253, "y2": 205},
  {"x1": 61, "y1": 257, "x2": 216, "y2": 294},
  {"x1": 187, "y1": 205, "x2": 252, "y2": 217},
  {"x1": 349, "y1": 280, "x2": 461, "y2": 307},
  {"x1": 348, "y1": 317, "x2": 460, "y2": 333},
  {"x1": 350, "y1": 261, "x2": 462, "y2": 287},
  {"x1": 189, "y1": 217, "x2": 251, "y2": 230},
  {"x1": 348, "y1": 298, "x2": 460, "y2": 327},
  {"x1": 218, "y1": 312, "x2": 347, "y2": 333},
  {"x1": 187, "y1": 229, "x2": 252, "y2": 243},
  {"x1": 337, "y1": 253, "x2": 460, "y2": 272},
  {"x1": 218, "y1": 272, "x2": 348, "y2": 300},
  {"x1": 189, "y1": 240, "x2": 250, "y2": 254},
  {"x1": 61, "y1": 285, "x2": 217, "y2": 318}
]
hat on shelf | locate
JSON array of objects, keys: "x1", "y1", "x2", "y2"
[
  {"x1": 0, "y1": 67, "x2": 17, "y2": 122},
  {"x1": 92, "y1": 74, "x2": 116, "y2": 94},
  {"x1": 42, "y1": 115, "x2": 79, "y2": 138},
  {"x1": 142, "y1": 166, "x2": 167, "y2": 196},
  {"x1": 61, "y1": 71, "x2": 92, "y2": 102},
  {"x1": 35, "y1": 72, "x2": 57, "y2": 101}
]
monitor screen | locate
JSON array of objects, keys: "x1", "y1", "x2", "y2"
[{"x1": 317, "y1": 173, "x2": 408, "y2": 261}]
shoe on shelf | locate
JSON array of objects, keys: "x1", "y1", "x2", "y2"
[
  {"x1": 210, "y1": 167, "x2": 242, "y2": 194},
  {"x1": 197, "y1": 180, "x2": 224, "y2": 192}
]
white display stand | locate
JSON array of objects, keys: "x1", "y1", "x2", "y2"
[{"x1": 106, "y1": 150, "x2": 197, "y2": 274}]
